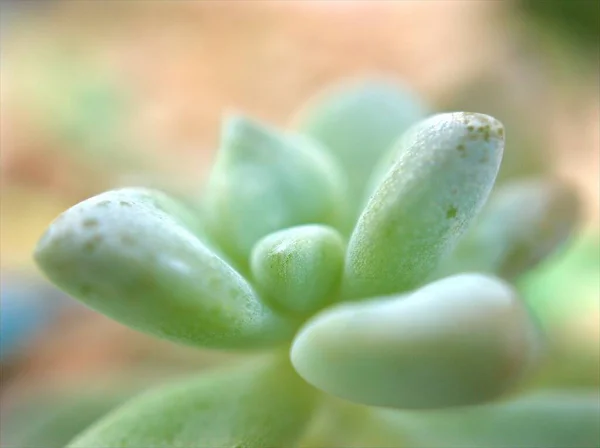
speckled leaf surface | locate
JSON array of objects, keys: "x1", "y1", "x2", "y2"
[
  {"x1": 437, "y1": 178, "x2": 580, "y2": 279},
  {"x1": 251, "y1": 225, "x2": 345, "y2": 316},
  {"x1": 343, "y1": 112, "x2": 505, "y2": 299},
  {"x1": 35, "y1": 188, "x2": 293, "y2": 349}
]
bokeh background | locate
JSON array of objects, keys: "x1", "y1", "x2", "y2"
[{"x1": 1, "y1": 1, "x2": 598, "y2": 446}]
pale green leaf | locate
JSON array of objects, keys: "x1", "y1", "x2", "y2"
[
  {"x1": 437, "y1": 178, "x2": 580, "y2": 279},
  {"x1": 374, "y1": 390, "x2": 600, "y2": 448},
  {"x1": 68, "y1": 355, "x2": 318, "y2": 448},
  {"x1": 343, "y1": 112, "x2": 504, "y2": 299},
  {"x1": 250, "y1": 225, "x2": 345, "y2": 316},
  {"x1": 291, "y1": 274, "x2": 538, "y2": 409},
  {"x1": 203, "y1": 115, "x2": 348, "y2": 265},
  {"x1": 293, "y1": 79, "x2": 428, "y2": 215},
  {"x1": 1, "y1": 392, "x2": 127, "y2": 448},
  {"x1": 35, "y1": 188, "x2": 293, "y2": 349}
]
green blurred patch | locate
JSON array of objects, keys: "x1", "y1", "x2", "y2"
[
  {"x1": 519, "y1": 230, "x2": 599, "y2": 326},
  {"x1": 519, "y1": 0, "x2": 600, "y2": 54},
  {"x1": 518, "y1": 230, "x2": 600, "y2": 388}
]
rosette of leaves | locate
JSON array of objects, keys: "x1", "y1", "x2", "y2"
[{"x1": 34, "y1": 80, "x2": 596, "y2": 448}]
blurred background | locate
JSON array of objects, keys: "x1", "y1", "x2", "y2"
[{"x1": 0, "y1": 1, "x2": 598, "y2": 446}]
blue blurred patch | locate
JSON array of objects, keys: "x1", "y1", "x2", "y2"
[{"x1": 0, "y1": 277, "x2": 66, "y2": 360}]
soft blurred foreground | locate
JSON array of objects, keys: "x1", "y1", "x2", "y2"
[{"x1": 0, "y1": 1, "x2": 598, "y2": 447}]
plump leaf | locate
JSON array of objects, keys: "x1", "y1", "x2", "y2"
[
  {"x1": 203, "y1": 115, "x2": 348, "y2": 265},
  {"x1": 293, "y1": 79, "x2": 428, "y2": 215},
  {"x1": 374, "y1": 391, "x2": 600, "y2": 448},
  {"x1": 1, "y1": 387, "x2": 137, "y2": 448},
  {"x1": 34, "y1": 188, "x2": 293, "y2": 349},
  {"x1": 437, "y1": 178, "x2": 580, "y2": 279},
  {"x1": 250, "y1": 225, "x2": 345, "y2": 316},
  {"x1": 291, "y1": 274, "x2": 538, "y2": 409},
  {"x1": 342, "y1": 112, "x2": 504, "y2": 299},
  {"x1": 68, "y1": 355, "x2": 319, "y2": 448}
]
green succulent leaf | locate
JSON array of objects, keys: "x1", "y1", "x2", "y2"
[
  {"x1": 437, "y1": 178, "x2": 580, "y2": 280},
  {"x1": 374, "y1": 391, "x2": 600, "y2": 448},
  {"x1": 343, "y1": 112, "x2": 505, "y2": 299},
  {"x1": 250, "y1": 225, "x2": 345, "y2": 316},
  {"x1": 291, "y1": 274, "x2": 538, "y2": 410},
  {"x1": 293, "y1": 79, "x2": 428, "y2": 215},
  {"x1": 1, "y1": 392, "x2": 128, "y2": 448},
  {"x1": 68, "y1": 355, "x2": 318, "y2": 448},
  {"x1": 34, "y1": 188, "x2": 293, "y2": 349},
  {"x1": 203, "y1": 115, "x2": 348, "y2": 265}
]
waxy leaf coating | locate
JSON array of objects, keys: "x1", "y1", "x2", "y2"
[
  {"x1": 35, "y1": 188, "x2": 293, "y2": 349},
  {"x1": 437, "y1": 178, "x2": 580, "y2": 279},
  {"x1": 374, "y1": 391, "x2": 600, "y2": 448},
  {"x1": 204, "y1": 115, "x2": 348, "y2": 265},
  {"x1": 68, "y1": 355, "x2": 318, "y2": 448},
  {"x1": 29, "y1": 86, "x2": 583, "y2": 448},
  {"x1": 251, "y1": 225, "x2": 345, "y2": 316},
  {"x1": 294, "y1": 79, "x2": 428, "y2": 215},
  {"x1": 343, "y1": 112, "x2": 505, "y2": 299},
  {"x1": 291, "y1": 274, "x2": 536, "y2": 409}
]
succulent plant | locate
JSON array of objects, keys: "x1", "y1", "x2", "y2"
[{"x1": 34, "y1": 80, "x2": 596, "y2": 447}]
